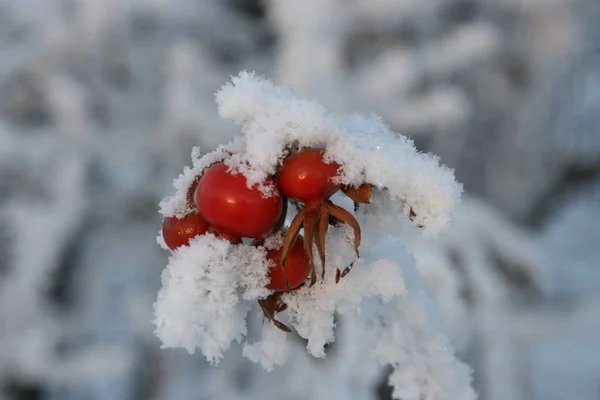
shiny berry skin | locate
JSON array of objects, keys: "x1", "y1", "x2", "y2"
[
  {"x1": 266, "y1": 237, "x2": 310, "y2": 291},
  {"x1": 162, "y1": 212, "x2": 210, "y2": 250},
  {"x1": 195, "y1": 162, "x2": 283, "y2": 238},
  {"x1": 278, "y1": 148, "x2": 342, "y2": 203}
]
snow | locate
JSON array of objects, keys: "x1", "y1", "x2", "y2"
[
  {"x1": 215, "y1": 71, "x2": 462, "y2": 236},
  {"x1": 154, "y1": 72, "x2": 474, "y2": 399},
  {"x1": 0, "y1": 0, "x2": 588, "y2": 399},
  {"x1": 153, "y1": 234, "x2": 271, "y2": 363},
  {"x1": 243, "y1": 323, "x2": 291, "y2": 372}
]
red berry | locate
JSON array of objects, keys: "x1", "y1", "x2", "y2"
[
  {"x1": 162, "y1": 212, "x2": 210, "y2": 250},
  {"x1": 278, "y1": 148, "x2": 341, "y2": 203},
  {"x1": 195, "y1": 162, "x2": 283, "y2": 238},
  {"x1": 266, "y1": 237, "x2": 310, "y2": 291}
]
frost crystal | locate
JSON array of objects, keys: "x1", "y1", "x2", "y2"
[
  {"x1": 154, "y1": 72, "x2": 474, "y2": 399},
  {"x1": 153, "y1": 234, "x2": 272, "y2": 363}
]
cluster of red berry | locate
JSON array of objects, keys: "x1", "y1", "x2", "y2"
[{"x1": 161, "y1": 147, "x2": 371, "y2": 330}]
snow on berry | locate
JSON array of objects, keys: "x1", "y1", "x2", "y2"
[
  {"x1": 153, "y1": 72, "x2": 475, "y2": 399},
  {"x1": 216, "y1": 71, "x2": 462, "y2": 236}
]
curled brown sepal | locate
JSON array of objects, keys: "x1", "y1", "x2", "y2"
[
  {"x1": 281, "y1": 200, "x2": 362, "y2": 288},
  {"x1": 343, "y1": 183, "x2": 372, "y2": 204},
  {"x1": 280, "y1": 208, "x2": 304, "y2": 266},
  {"x1": 341, "y1": 263, "x2": 353, "y2": 278},
  {"x1": 302, "y1": 208, "x2": 319, "y2": 287},
  {"x1": 258, "y1": 293, "x2": 291, "y2": 333},
  {"x1": 326, "y1": 201, "x2": 361, "y2": 258},
  {"x1": 315, "y1": 204, "x2": 329, "y2": 280},
  {"x1": 335, "y1": 263, "x2": 354, "y2": 284}
]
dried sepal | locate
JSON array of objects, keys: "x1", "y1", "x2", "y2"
[
  {"x1": 315, "y1": 205, "x2": 329, "y2": 279},
  {"x1": 185, "y1": 150, "x2": 236, "y2": 210},
  {"x1": 221, "y1": 147, "x2": 234, "y2": 157},
  {"x1": 280, "y1": 260, "x2": 292, "y2": 291},
  {"x1": 185, "y1": 175, "x2": 202, "y2": 210},
  {"x1": 280, "y1": 208, "x2": 304, "y2": 265},
  {"x1": 335, "y1": 263, "x2": 354, "y2": 284},
  {"x1": 276, "y1": 161, "x2": 366, "y2": 289},
  {"x1": 341, "y1": 263, "x2": 353, "y2": 278},
  {"x1": 277, "y1": 303, "x2": 288, "y2": 313},
  {"x1": 302, "y1": 208, "x2": 319, "y2": 287},
  {"x1": 258, "y1": 293, "x2": 291, "y2": 333},
  {"x1": 272, "y1": 320, "x2": 292, "y2": 333},
  {"x1": 343, "y1": 183, "x2": 372, "y2": 204},
  {"x1": 327, "y1": 202, "x2": 361, "y2": 257}
]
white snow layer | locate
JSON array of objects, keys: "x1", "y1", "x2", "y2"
[
  {"x1": 154, "y1": 72, "x2": 474, "y2": 399},
  {"x1": 215, "y1": 71, "x2": 462, "y2": 236}
]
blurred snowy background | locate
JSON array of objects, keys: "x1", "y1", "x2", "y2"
[{"x1": 1, "y1": 0, "x2": 599, "y2": 399}]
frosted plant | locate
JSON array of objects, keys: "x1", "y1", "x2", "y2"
[
  {"x1": 408, "y1": 196, "x2": 545, "y2": 356},
  {"x1": 413, "y1": 196, "x2": 546, "y2": 400},
  {"x1": 0, "y1": 0, "x2": 582, "y2": 399},
  {"x1": 154, "y1": 72, "x2": 475, "y2": 400}
]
